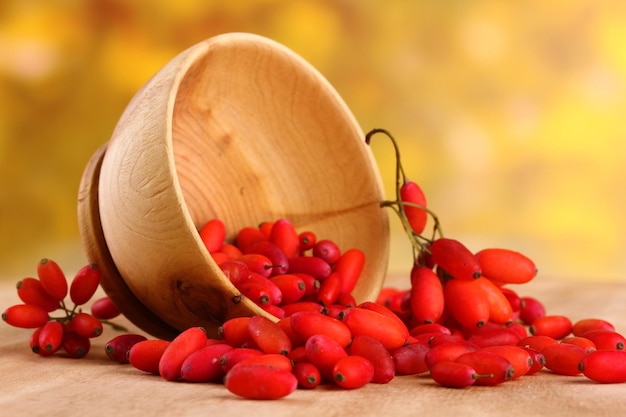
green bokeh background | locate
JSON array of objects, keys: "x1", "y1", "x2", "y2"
[{"x1": 2, "y1": 0, "x2": 626, "y2": 283}]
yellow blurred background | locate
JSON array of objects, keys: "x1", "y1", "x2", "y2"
[{"x1": 2, "y1": 0, "x2": 626, "y2": 284}]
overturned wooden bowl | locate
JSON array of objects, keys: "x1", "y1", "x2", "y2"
[{"x1": 77, "y1": 33, "x2": 389, "y2": 340}]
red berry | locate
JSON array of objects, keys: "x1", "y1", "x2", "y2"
[
  {"x1": 69, "y1": 264, "x2": 101, "y2": 306},
  {"x1": 38, "y1": 320, "x2": 65, "y2": 354},
  {"x1": 400, "y1": 179, "x2": 428, "y2": 235},
  {"x1": 312, "y1": 239, "x2": 341, "y2": 265},
  {"x1": 339, "y1": 307, "x2": 408, "y2": 350},
  {"x1": 128, "y1": 339, "x2": 170, "y2": 375},
  {"x1": 430, "y1": 361, "x2": 486, "y2": 388},
  {"x1": 349, "y1": 335, "x2": 396, "y2": 384},
  {"x1": 305, "y1": 333, "x2": 348, "y2": 381},
  {"x1": 220, "y1": 347, "x2": 264, "y2": 373},
  {"x1": 583, "y1": 330, "x2": 625, "y2": 350},
  {"x1": 105, "y1": 334, "x2": 148, "y2": 363},
  {"x1": 180, "y1": 343, "x2": 234, "y2": 382},
  {"x1": 333, "y1": 248, "x2": 365, "y2": 295},
  {"x1": 2, "y1": 304, "x2": 49, "y2": 328},
  {"x1": 224, "y1": 363, "x2": 297, "y2": 400},
  {"x1": 269, "y1": 218, "x2": 300, "y2": 260},
  {"x1": 580, "y1": 350, "x2": 626, "y2": 383},
  {"x1": 62, "y1": 332, "x2": 91, "y2": 359},
  {"x1": 474, "y1": 248, "x2": 537, "y2": 284},
  {"x1": 199, "y1": 218, "x2": 226, "y2": 253},
  {"x1": 519, "y1": 297, "x2": 546, "y2": 325},
  {"x1": 290, "y1": 311, "x2": 351, "y2": 348},
  {"x1": 455, "y1": 351, "x2": 515, "y2": 386},
  {"x1": 248, "y1": 315, "x2": 292, "y2": 355},
  {"x1": 69, "y1": 312, "x2": 103, "y2": 338},
  {"x1": 542, "y1": 342, "x2": 586, "y2": 376},
  {"x1": 530, "y1": 315, "x2": 572, "y2": 340},
  {"x1": 159, "y1": 327, "x2": 207, "y2": 381},
  {"x1": 37, "y1": 258, "x2": 68, "y2": 301},
  {"x1": 409, "y1": 265, "x2": 444, "y2": 325},
  {"x1": 443, "y1": 278, "x2": 490, "y2": 329},
  {"x1": 90, "y1": 296, "x2": 121, "y2": 320},
  {"x1": 298, "y1": 231, "x2": 317, "y2": 252},
  {"x1": 16, "y1": 278, "x2": 59, "y2": 312},
  {"x1": 292, "y1": 361, "x2": 321, "y2": 389},
  {"x1": 430, "y1": 238, "x2": 482, "y2": 281},
  {"x1": 391, "y1": 343, "x2": 431, "y2": 375},
  {"x1": 332, "y1": 355, "x2": 375, "y2": 389},
  {"x1": 572, "y1": 318, "x2": 616, "y2": 337}
]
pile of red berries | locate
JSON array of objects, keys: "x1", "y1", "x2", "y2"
[
  {"x1": 3, "y1": 128, "x2": 626, "y2": 399},
  {"x1": 2, "y1": 258, "x2": 124, "y2": 358}
]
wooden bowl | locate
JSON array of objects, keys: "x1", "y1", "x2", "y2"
[{"x1": 77, "y1": 33, "x2": 389, "y2": 339}]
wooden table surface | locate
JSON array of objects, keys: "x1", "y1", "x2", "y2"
[{"x1": 2, "y1": 275, "x2": 626, "y2": 417}]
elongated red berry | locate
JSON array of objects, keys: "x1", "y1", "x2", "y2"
[
  {"x1": 474, "y1": 248, "x2": 537, "y2": 284},
  {"x1": 69, "y1": 264, "x2": 101, "y2": 306},
  {"x1": 349, "y1": 335, "x2": 396, "y2": 384},
  {"x1": 430, "y1": 238, "x2": 481, "y2": 280},
  {"x1": 333, "y1": 355, "x2": 375, "y2": 389},
  {"x1": 293, "y1": 361, "x2": 321, "y2": 389},
  {"x1": 480, "y1": 345, "x2": 533, "y2": 378},
  {"x1": 199, "y1": 218, "x2": 226, "y2": 253},
  {"x1": 339, "y1": 307, "x2": 408, "y2": 350},
  {"x1": 430, "y1": 361, "x2": 487, "y2": 388},
  {"x1": 572, "y1": 318, "x2": 616, "y2": 337},
  {"x1": 519, "y1": 296, "x2": 546, "y2": 325},
  {"x1": 159, "y1": 327, "x2": 207, "y2": 381},
  {"x1": 455, "y1": 351, "x2": 515, "y2": 386},
  {"x1": 105, "y1": 334, "x2": 148, "y2": 363},
  {"x1": 542, "y1": 342, "x2": 585, "y2": 376},
  {"x1": 180, "y1": 343, "x2": 233, "y2": 382},
  {"x1": 269, "y1": 218, "x2": 300, "y2": 260},
  {"x1": 2, "y1": 304, "x2": 49, "y2": 328},
  {"x1": 409, "y1": 265, "x2": 444, "y2": 325},
  {"x1": 69, "y1": 312, "x2": 103, "y2": 338},
  {"x1": 220, "y1": 348, "x2": 264, "y2": 373},
  {"x1": 16, "y1": 278, "x2": 59, "y2": 312},
  {"x1": 290, "y1": 311, "x2": 352, "y2": 348},
  {"x1": 224, "y1": 363, "x2": 298, "y2": 400},
  {"x1": 580, "y1": 350, "x2": 626, "y2": 383},
  {"x1": 443, "y1": 278, "x2": 490, "y2": 329},
  {"x1": 530, "y1": 315, "x2": 572, "y2": 340},
  {"x1": 391, "y1": 343, "x2": 431, "y2": 375},
  {"x1": 424, "y1": 341, "x2": 479, "y2": 369},
  {"x1": 400, "y1": 179, "x2": 428, "y2": 235},
  {"x1": 129, "y1": 339, "x2": 170, "y2": 375},
  {"x1": 248, "y1": 315, "x2": 292, "y2": 355},
  {"x1": 62, "y1": 332, "x2": 91, "y2": 359},
  {"x1": 287, "y1": 256, "x2": 332, "y2": 281},
  {"x1": 38, "y1": 320, "x2": 65, "y2": 354},
  {"x1": 333, "y1": 248, "x2": 365, "y2": 295},
  {"x1": 90, "y1": 296, "x2": 121, "y2": 320},
  {"x1": 583, "y1": 330, "x2": 625, "y2": 350},
  {"x1": 305, "y1": 333, "x2": 348, "y2": 380},
  {"x1": 37, "y1": 258, "x2": 68, "y2": 301}
]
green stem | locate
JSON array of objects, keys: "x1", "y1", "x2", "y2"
[{"x1": 365, "y1": 128, "x2": 407, "y2": 202}]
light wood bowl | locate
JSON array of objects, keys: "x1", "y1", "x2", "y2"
[{"x1": 77, "y1": 33, "x2": 390, "y2": 339}]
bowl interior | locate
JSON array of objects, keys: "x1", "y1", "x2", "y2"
[{"x1": 94, "y1": 33, "x2": 390, "y2": 338}]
